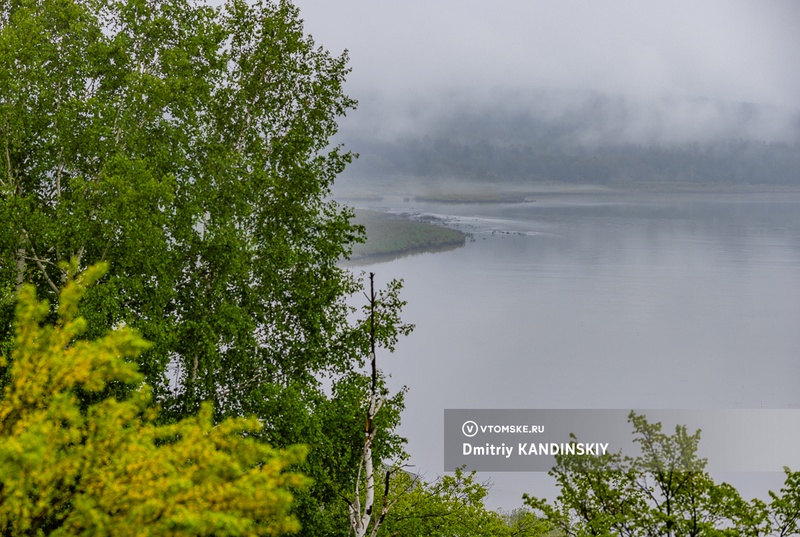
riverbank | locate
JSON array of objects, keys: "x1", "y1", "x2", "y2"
[{"x1": 347, "y1": 209, "x2": 466, "y2": 263}]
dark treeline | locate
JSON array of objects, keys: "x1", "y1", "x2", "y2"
[
  {"x1": 339, "y1": 94, "x2": 800, "y2": 186},
  {"x1": 347, "y1": 137, "x2": 800, "y2": 185}
]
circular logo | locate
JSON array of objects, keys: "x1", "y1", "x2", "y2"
[{"x1": 462, "y1": 420, "x2": 478, "y2": 437}]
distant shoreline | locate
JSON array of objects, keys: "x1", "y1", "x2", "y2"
[
  {"x1": 337, "y1": 184, "x2": 800, "y2": 263},
  {"x1": 335, "y1": 181, "x2": 800, "y2": 206}
]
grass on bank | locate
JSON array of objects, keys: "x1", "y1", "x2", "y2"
[{"x1": 348, "y1": 210, "x2": 466, "y2": 262}]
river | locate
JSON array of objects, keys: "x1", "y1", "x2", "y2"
[{"x1": 351, "y1": 191, "x2": 800, "y2": 509}]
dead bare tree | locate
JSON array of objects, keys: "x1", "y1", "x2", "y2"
[{"x1": 347, "y1": 272, "x2": 414, "y2": 537}]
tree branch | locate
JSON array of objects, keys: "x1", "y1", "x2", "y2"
[{"x1": 20, "y1": 230, "x2": 60, "y2": 294}]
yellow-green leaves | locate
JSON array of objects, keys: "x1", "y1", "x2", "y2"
[{"x1": 0, "y1": 265, "x2": 308, "y2": 535}]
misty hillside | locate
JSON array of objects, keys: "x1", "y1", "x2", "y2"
[{"x1": 336, "y1": 91, "x2": 800, "y2": 187}]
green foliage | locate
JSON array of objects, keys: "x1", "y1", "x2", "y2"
[
  {"x1": 766, "y1": 469, "x2": 800, "y2": 536},
  {"x1": 0, "y1": 0, "x2": 359, "y2": 411},
  {"x1": 0, "y1": 264, "x2": 307, "y2": 535},
  {"x1": 499, "y1": 506, "x2": 555, "y2": 536},
  {"x1": 524, "y1": 412, "x2": 800, "y2": 536},
  {"x1": 0, "y1": 0, "x2": 415, "y2": 531},
  {"x1": 374, "y1": 467, "x2": 546, "y2": 536}
]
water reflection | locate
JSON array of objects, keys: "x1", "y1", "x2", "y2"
[{"x1": 355, "y1": 192, "x2": 800, "y2": 508}]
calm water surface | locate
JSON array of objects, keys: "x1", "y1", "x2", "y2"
[{"x1": 354, "y1": 192, "x2": 800, "y2": 508}]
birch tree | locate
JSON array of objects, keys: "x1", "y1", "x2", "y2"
[
  {"x1": 346, "y1": 273, "x2": 412, "y2": 537},
  {"x1": 0, "y1": 0, "x2": 360, "y2": 415},
  {"x1": 0, "y1": 2, "x2": 416, "y2": 530},
  {"x1": 525, "y1": 412, "x2": 768, "y2": 536}
]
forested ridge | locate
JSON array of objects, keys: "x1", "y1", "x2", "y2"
[
  {"x1": 341, "y1": 95, "x2": 800, "y2": 187},
  {"x1": 349, "y1": 136, "x2": 800, "y2": 186}
]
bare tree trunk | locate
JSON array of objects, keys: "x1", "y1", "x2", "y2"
[
  {"x1": 347, "y1": 273, "x2": 412, "y2": 537},
  {"x1": 349, "y1": 273, "x2": 378, "y2": 537},
  {"x1": 349, "y1": 273, "x2": 387, "y2": 537}
]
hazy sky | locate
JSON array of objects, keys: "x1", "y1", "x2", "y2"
[{"x1": 291, "y1": 0, "x2": 800, "y2": 111}]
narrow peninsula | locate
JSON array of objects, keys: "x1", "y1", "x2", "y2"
[{"x1": 348, "y1": 209, "x2": 466, "y2": 263}]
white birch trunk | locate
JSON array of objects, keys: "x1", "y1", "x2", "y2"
[
  {"x1": 14, "y1": 246, "x2": 25, "y2": 291},
  {"x1": 349, "y1": 273, "x2": 383, "y2": 537}
]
